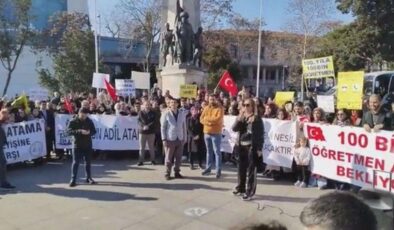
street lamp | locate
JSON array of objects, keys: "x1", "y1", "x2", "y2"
[{"x1": 256, "y1": 0, "x2": 263, "y2": 97}]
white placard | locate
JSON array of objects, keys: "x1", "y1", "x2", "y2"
[
  {"x1": 2, "y1": 119, "x2": 47, "y2": 164},
  {"x1": 92, "y1": 73, "x2": 110, "y2": 89},
  {"x1": 262, "y1": 119, "x2": 296, "y2": 168},
  {"x1": 28, "y1": 88, "x2": 49, "y2": 102},
  {"x1": 115, "y1": 79, "x2": 136, "y2": 97},
  {"x1": 131, "y1": 71, "x2": 150, "y2": 89},
  {"x1": 317, "y1": 95, "x2": 335, "y2": 113},
  {"x1": 221, "y1": 116, "x2": 237, "y2": 153},
  {"x1": 55, "y1": 114, "x2": 140, "y2": 150}
]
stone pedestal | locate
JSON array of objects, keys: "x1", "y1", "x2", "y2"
[{"x1": 158, "y1": 64, "x2": 207, "y2": 98}]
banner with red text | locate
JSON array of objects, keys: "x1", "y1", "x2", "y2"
[
  {"x1": 263, "y1": 119, "x2": 296, "y2": 168},
  {"x1": 304, "y1": 123, "x2": 394, "y2": 193}
]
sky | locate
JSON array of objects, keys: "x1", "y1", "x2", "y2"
[{"x1": 90, "y1": 0, "x2": 354, "y2": 34}]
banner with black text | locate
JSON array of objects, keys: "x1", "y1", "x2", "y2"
[{"x1": 2, "y1": 119, "x2": 47, "y2": 164}]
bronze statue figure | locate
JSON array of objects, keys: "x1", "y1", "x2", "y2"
[
  {"x1": 160, "y1": 22, "x2": 175, "y2": 67},
  {"x1": 193, "y1": 27, "x2": 203, "y2": 67},
  {"x1": 176, "y1": 11, "x2": 194, "y2": 64}
]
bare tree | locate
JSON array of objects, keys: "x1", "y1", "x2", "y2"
[
  {"x1": 201, "y1": 0, "x2": 235, "y2": 30},
  {"x1": 284, "y1": 0, "x2": 335, "y2": 58}
]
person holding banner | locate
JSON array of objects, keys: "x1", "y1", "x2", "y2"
[
  {"x1": 362, "y1": 94, "x2": 391, "y2": 132},
  {"x1": 232, "y1": 98, "x2": 264, "y2": 201},
  {"x1": 0, "y1": 109, "x2": 16, "y2": 189},
  {"x1": 67, "y1": 108, "x2": 97, "y2": 187},
  {"x1": 39, "y1": 101, "x2": 55, "y2": 160}
]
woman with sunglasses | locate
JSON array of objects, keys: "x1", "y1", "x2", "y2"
[
  {"x1": 232, "y1": 98, "x2": 264, "y2": 201},
  {"x1": 332, "y1": 109, "x2": 351, "y2": 126}
]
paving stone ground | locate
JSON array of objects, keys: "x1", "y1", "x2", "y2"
[{"x1": 0, "y1": 159, "x2": 392, "y2": 230}]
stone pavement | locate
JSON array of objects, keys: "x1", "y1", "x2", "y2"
[{"x1": 0, "y1": 159, "x2": 392, "y2": 230}]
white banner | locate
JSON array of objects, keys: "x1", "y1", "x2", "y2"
[
  {"x1": 317, "y1": 95, "x2": 335, "y2": 113},
  {"x1": 115, "y1": 79, "x2": 136, "y2": 97},
  {"x1": 263, "y1": 119, "x2": 296, "y2": 168},
  {"x1": 2, "y1": 119, "x2": 47, "y2": 164},
  {"x1": 28, "y1": 88, "x2": 49, "y2": 102},
  {"x1": 92, "y1": 73, "x2": 110, "y2": 89},
  {"x1": 304, "y1": 123, "x2": 394, "y2": 193},
  {"x1": 55, "y1": 114, "x2": 140, "y2": 150},
  {"x1": 131, "y1": 71, "x2": 150, "y2": 89},
  {"x1": 221, "y1": 116, "x2": 237, "y2": 153}
]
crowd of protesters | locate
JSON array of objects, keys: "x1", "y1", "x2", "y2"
[{"x1": 1, "y1": 83, "x2": 394, "y2": 196}]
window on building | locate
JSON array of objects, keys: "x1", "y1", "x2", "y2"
[
  {"x1": 230, "y1": 44, "x2": 238, "y2": 59},
  {"x1": 260, "y1": 46, "x2": 265, "y2": 59},
  {"x1": 269, "y1": 69, "x2": 276, "y2": 81},
  {"x1": 253, "y1": 67, "x2": 257, "y2": 79}
]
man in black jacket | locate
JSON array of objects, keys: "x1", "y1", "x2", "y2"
[
  {"x1": 0, "y1": 109, "x2": 15, "y2": 189},
  {"x1": 67, "y1": 108, "x2": 97, "y2": 187},
  {"x1": 137, "y1": 101, "x2": 157, "y2": 166}
]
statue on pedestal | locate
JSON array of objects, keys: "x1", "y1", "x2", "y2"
[{"x1": 175, "y1": 11, "x2": 194, "y2": 64}]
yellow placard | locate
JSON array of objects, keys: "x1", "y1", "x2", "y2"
[
  {"x1": 274, "y1": 91, "x2": 295, "y2": 107},
  {"x1": 179, "y1": 84, "x2": 197, "y2": 98},
  {"x1": 302, "y1": 56, "x2": 335, "y2": 79},
  {"x1": 337, "y1": 71, "x2": 364, "y2": 110}
]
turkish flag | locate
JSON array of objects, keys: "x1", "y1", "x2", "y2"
[
  {"x1": 64, "y1": 99, "x2": 73, "y2": 114},
  {"x1": 218, "y1": 70, "x2": 238, "y2": 96},
  {"x1": 105, "y1": 79, "x2": 117, "y2": 101}
]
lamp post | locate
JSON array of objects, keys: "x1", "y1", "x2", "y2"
[{"x1": 255, "y1": 0, "x2": 263, "y2": 97}]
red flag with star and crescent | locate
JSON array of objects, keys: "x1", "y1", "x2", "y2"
[{"x1": 218, "y1": 70, "x2": 238, "y2": 97}]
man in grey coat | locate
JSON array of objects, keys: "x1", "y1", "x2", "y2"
[
  {"x1": 0, "y1": 109, "x2": 15, "y2": 189},
  {"x1": 161, "y1": 98, "x2": 187, "y2": 180}
]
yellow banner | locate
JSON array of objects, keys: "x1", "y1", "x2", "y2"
[
  {"x1": 302, "y1": 56, "x2": 335, "y2": 79},
  {"x1": 337, "y1": 71, "x2": 364, "y2": 110},
  {"x1": 179, "y1": 84, "x2": 197, "y2": 98},
  {"x1": 274, "y1": 91, "x2": 295, "y2": 107}
]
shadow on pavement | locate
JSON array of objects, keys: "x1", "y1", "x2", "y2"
[
  {"x1": 96, "y1": 181, "x2": 229, "y2": 192},
  {"x1": 253, "y1": 194, "x2": 312, "y2": 203}
]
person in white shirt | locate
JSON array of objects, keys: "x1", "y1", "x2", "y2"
[{"x1": 293, "y1": 136, "x2": 311, "y2": 188}]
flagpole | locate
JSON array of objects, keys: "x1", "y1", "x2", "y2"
[
  {"x1": 256, "y1": 0, "x2": 263, "y2": 97},
  {"x1": 94, "y1": 0, "x2": 99, "y2": 96}
]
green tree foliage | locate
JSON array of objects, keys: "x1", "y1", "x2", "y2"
[
  {"x1": 36, "y1": 13, "x2": 95, "y2": 93},
  {"x1": 202, "y1": 45, "x2": 240, "y2": 90},
  {"x1": 317, "y1": 0, "x2": 394, "y2": 71},
  {"x1": 0, "y1": 0, "x2": 33, "y2": 96}
]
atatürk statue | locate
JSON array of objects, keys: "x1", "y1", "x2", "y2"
[{"x1": 176, "y1": 11, "x2": 194, "y2": 64}]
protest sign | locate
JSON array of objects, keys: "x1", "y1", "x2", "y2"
[
  {"x1": 302, "y1": 56, "x2": 335, "y2": 79},
  {"x1": 337, "y1": 71, "x2": 364, "y2": 110},
  {"x1": 92, "y1": 73, "x2": 110, "y2": 89},
  {"x1": 317, "y1": 95, "x2": 335, "y2": 113},
  {"x1": 28, "y1": 88, "x2": 49, "y2": 102},
  {"x1": 115, "y1": 79, "x2": 136, "y2": 97},
  {"x1": 2, "y1": 119, "x2": 47, "y2": 164},
  {"x1": 180, "y1": 84, "x2": 197, "y2": 98},
  {"x1": 55, "y1": 114, "x2": 140, "y2": 150},
  {"x1": 305, "y1": 123, "x2": 394, "y2": 193},
  {"x1": 274, "y1": 92, "x2": 294, "y2": 107},
  {"x1": 221, "y1": 116, "x2": 237, "y2": 153},
  {"x1": 131, "y1": 71, "x2": 150, "y2": 89},
  {"x1": 262, "y1": 119, "x2": 296, "y2": 168}
]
